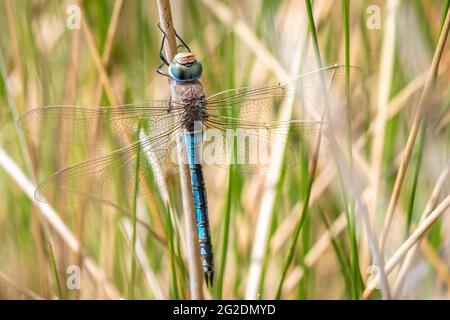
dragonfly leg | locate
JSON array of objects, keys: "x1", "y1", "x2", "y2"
[
  {"x1": 158, "y1": 32, "x2": 170, "y2": 66},
  {"x1": 156, "y1": 26, "x2": 171, "y2": 77},
  {"x1": 156, "y1": 61, "x2": 170, "y2": 78},
  {"x1": 157, "y1": 22, "x2": 191, "y2": 54},
  {"x1": 174, "y1": 30, "x2": 191, "y2": 52}
]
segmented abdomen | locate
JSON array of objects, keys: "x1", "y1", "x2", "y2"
[{"x1": 184, "y1": 132, "x2": 214, "y2": 286}]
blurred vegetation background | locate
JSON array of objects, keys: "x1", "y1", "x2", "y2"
[{"x1": 0, "y1": 0, "x2": 449, "y2": 299}]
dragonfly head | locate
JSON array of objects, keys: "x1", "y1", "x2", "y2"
[{"x1": 169, "y1": 52, "x2": 203, "y2": 82}]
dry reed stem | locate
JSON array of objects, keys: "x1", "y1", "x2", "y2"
[
  {"x1": 370, "y1": 0, "x2": 399, "y2": 224},
  {"x1": 156, "y1": 0, "x2": 204, "y2": 300},
  {"x1": 81, "y1": 17, "x2": 121, "y2": 106},
  {"x1": 363, "y1": 195, "x2": 450, "y2": 299},
  {"x1": 380, "y1": 9, "x2": 450, "y2": 251}
]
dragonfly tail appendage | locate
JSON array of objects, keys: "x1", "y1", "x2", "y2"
[
  {"x1": 204, "y1": 269, "x2": 214, "y2": 287},
  {"x1": 184, "y1": 133, "x2": 214, "y2": 287}
]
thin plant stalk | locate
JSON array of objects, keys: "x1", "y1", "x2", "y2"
[
  {"x1": 48, "y1": 242, "x2": 64, "y2": 299},
  {"x1": 81, "y1": 17, "x2": 120, "y2": 106},
  {"x1": 342, "y1": 0, "x2": 363, "y2": 299},
  {"x1": 440, "y1": 1, "x2": 450, "y2": 32},
  {"x1": 370, "y1": 0, "x2": 398, "y2": 232},
  {"x1": 405, "y1": 126, "x2": 426, "y2": 236},
  {"x1": 165, "y1": 204, "x2": 180, "y2": 299},
  {"x1": 122, "y1": 221, "x2": 165, "y2": 299},
  {"x1": 216, "y1": 165, "x2": 234, "y2": 299},
  {"x1": 128, "y1": 123, "x2": 142, "y2": 299},
  {"x1": 216, "y1": 33, "x2": 236, "y2": 298},
  {"x1": 93, "y1": 0, "x2": 124, "y2": 104},
  {"x1": 156, "y1": 0, "x2": 204, "y2": 300},
  {"x1": 318, "y1": 208, "x2": 352, "y2": 295}
]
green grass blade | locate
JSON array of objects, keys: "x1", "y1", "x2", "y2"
[
  {"x1": 440, "y1": 0, "x2": 450, "y2": 32},
  {"x1": 318, "y1": 208, "x2": 352, "y2": 297},
  {"x1": 164, "y1": 204, "x2": 180, "y2": 299},
  {"x1": 405, "y1": 125, "x2": 426, "y2": 235},
  {"x1": 215, "y1": 165, "x2": 234, "y2": 299},
  {"x1": 48, "y1": 242, "x2": 64, "y2": 300},
  {"x1": 305, "y1": 0, "x2": 323, "y2": 68},
  {"x1": 128, "y1": 123, "x2": 142, "y2": 300}
]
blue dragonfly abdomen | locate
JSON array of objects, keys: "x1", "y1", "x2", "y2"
[{"x1": 184, "y1": 132, "x2": 214, "y2": 286}]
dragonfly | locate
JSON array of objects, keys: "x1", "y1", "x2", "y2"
[{"x1": 18, "y1": 27, "x2": 362, "y2": 287}]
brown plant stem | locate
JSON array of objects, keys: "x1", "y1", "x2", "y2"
[{"x1": 156, "y1": 0, "x2": 204, "y2": 300}]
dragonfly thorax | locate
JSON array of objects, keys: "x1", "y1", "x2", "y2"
[
  {"x1": 171, "y1": 80, "x2": 208, "y2": 132},
  {"x1": 182, "y1": 97, "x2": 208, "y2": 131}
]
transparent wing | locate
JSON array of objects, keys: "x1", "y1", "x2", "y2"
[
  {"x1": 17, "y1": 101, "x2": 185, "y2": 150},
  {"x1": 206, "y1": 65, "x2": 363, "y2": 108},
  {"x1": 203, "y1": 65, "x2": 364, "y2": 172},
  {"x1": 35, "y1": 119, "x2": 184, "y2": 205}
]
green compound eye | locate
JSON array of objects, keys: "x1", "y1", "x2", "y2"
[
  {"x1": 168, "y1": 53, "x2": 203, "y2": 81},
  {"x1": 169, "y1": 63, "x2": 187, "y2": 80},
  {"x1": 189, "y1": 60, "x2": 203, "y2": 80}
]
